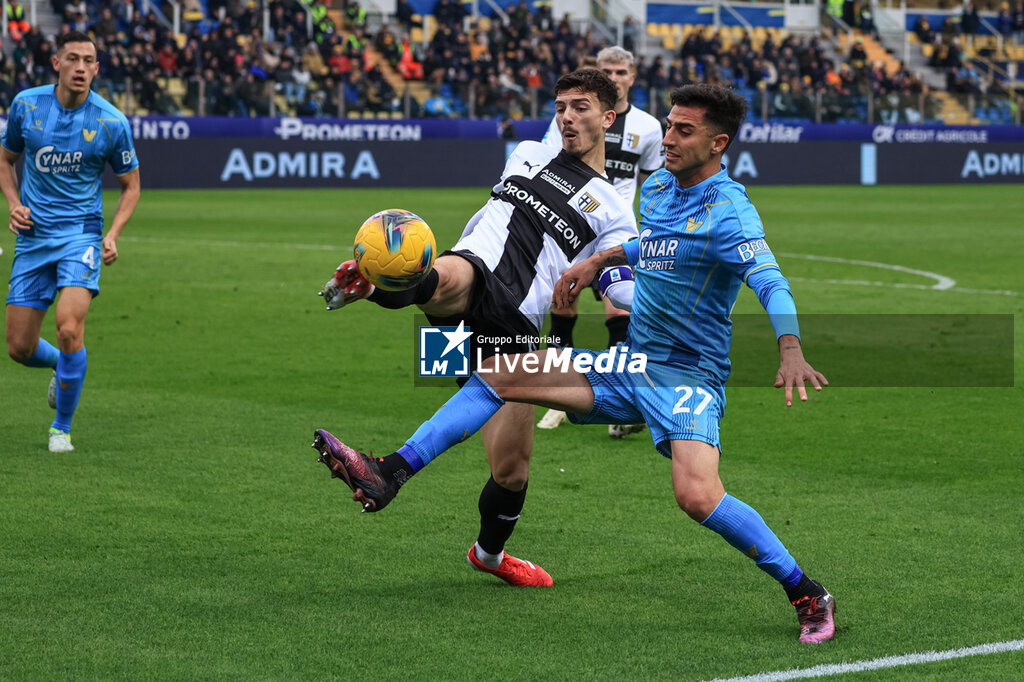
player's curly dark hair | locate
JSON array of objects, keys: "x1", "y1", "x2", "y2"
[
  {"x1": 555, "y1": 68, "x2": 618, "y2": 112},
  {"x1": 670, "y1": 84, "x2": 748, "y2": 152},
  {"x1": 56, "y1": 30, "x2": 96, "y2": 52}
]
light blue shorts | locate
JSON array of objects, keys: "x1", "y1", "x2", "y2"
[
  {"x1": 566, "y1": 349, "x2": 726, "y2": 457},
  {"x1": 7, "y1": 234, "x2": 102, "y2": 310}
]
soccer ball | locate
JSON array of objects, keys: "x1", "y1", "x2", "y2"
[{"x1": 353, "y1": 209, "x2": 437, "y2": 291}]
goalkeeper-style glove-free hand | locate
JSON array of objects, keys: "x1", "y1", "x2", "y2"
[{"x1": 318, "y1": 260, "x2": 375, "y2": 310}]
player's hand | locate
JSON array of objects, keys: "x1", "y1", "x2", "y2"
[
  {"x1": 8, "y1": 205, "x2": 32, "y2": 234},
  {"x1": 774, "y1": 337, "x2": 828, "y2": 406},
  {"x1": 553, "y1": 258, "x2": 600, "y2": 309},
  {"x1": 101, "y1": 236, "x2": 118, "y2": 265}
]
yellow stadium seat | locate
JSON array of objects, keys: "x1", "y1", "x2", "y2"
[{"x1": 167, "y1": 78, "x2": 186, "y2": 97}]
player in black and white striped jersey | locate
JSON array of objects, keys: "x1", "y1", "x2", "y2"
[
  {"x1": 541, "y1": 48, "x2": 665, "y2": 202},
  {"x1": 314, "y1": 69, "x2": 637, "y2": 587},
  {"x1": 448, "y1": 139, "x2": 635, "y2": 333},
  {"x1": 538, "y1": 46, "x2": 664, "y2": 436}
]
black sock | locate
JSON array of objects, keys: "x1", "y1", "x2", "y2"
[
  {"x1": 476, "y1": 475, "x2": 528, "y2": 555},
  {"x1": 378, "y1": 452, "x2": 416, "y2": 489},
  {"x1": 368, "y1": 269, "x2": 439, "y2": 309},
  {"x1": 605, "y1": 315, "x2": 630, "y2": 347},
  {"x1": 548, "y1": 313, "x2": 576, "y2": 348},
  {"x1": 784, "y1": 574, "x2": 823, "y2": 602}
]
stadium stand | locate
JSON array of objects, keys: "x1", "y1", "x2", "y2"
[{"x1": 0, "y1": 0, "x2": 1019, "y2": 124}]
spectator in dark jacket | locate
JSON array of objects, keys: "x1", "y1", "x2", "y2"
[{"x1": 961, "y1": 2, "x2": 980, "y2": 44}]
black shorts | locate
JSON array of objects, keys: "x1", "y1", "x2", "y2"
[{"x1": 426, "y1": 250, "x2": 541, "y2": 373}]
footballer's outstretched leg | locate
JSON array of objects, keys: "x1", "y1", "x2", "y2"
[{"x1": 312, "y1": 429, "x2": 401, "y2": 512}]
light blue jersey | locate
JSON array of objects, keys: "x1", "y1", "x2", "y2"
[
  {"x1": 2, "y1": 85, "x2": 138, "y2": 239},
  {"x1": 626, "y1": 166, "x2": 787, "y2": 384}
]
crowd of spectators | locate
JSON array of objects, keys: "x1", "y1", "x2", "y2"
[
  {"x1": 649, "y1": 30, "x2": 938, "y2": 122},
  {"x1": 0, "y1": 0, "x2": 1017, "y2": 123},
  {"x1": 1, "y1": 0, "x2": 400, "y2": 116},
  {"x1": 911, "y1": 3, "x2": 1020, "y2": 100}
]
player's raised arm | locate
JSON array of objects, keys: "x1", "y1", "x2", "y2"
[{"x1": 0, "y1": 147, "x2": 32, "y2": 234}]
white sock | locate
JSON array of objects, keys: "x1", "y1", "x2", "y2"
[{"x1": 474, "y1": 542, "x2": 504, "y2": 569}]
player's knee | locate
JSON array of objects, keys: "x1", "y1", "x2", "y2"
[
  {"x1": 55, "y1": 323, "x2": 84, "y2": 352},
  {"x1": 674, "y1": 485, "x2": 720, "y2": 522},
  {"x1": 483, "y1": 361, "x2": 546, "y2": 403},
  {"x1": 478, "y1": 357, "x2": 519, "y2": 399},
  {"x1": 490, "y1": 453, "x2": 530, "y2": 491},
  {"x1": 7, "y1": 341, "x2": 33, "y2": 364}
]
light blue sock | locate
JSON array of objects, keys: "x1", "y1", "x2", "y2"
[
  {"x1": 23, "y1": 338, "x2": 59, "y2": 368},
  {"x1": 701, "y1": 493, "x2": 800, "y2": 583},
  {"x1": 397, "y1": 373, "x2": 504, "y2": 472},
  {"x1": 51, "y1": 347, "x2": 87, "y2": 433}
]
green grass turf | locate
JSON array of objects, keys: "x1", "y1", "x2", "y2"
[{"x1": 0, "y1": 186, "x2": 1021, "y2": 680}]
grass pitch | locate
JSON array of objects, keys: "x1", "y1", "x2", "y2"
[{"x1": 0, "y1": 186, "x2": 1021, "y2": 680}]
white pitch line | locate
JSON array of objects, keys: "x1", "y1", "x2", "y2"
[
  {"x1": 787, "y1": 277, "x2": 1020, "y2": 297},
  {"x1": 704, "y1": 639, "x2": 1024, "y2": 682},
  {"x1": 948, "y1": 286, "x2": 1021, "y2": 297},
  {"x1": 119, "y1": 235, "x2": 336, "y2": 251},
  {"x1": 779, "y1": 252, "x2": 957, "y2": 290},
  {"x1": 119, "y1": 238, "x2": 1019, "y2": 297}
]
